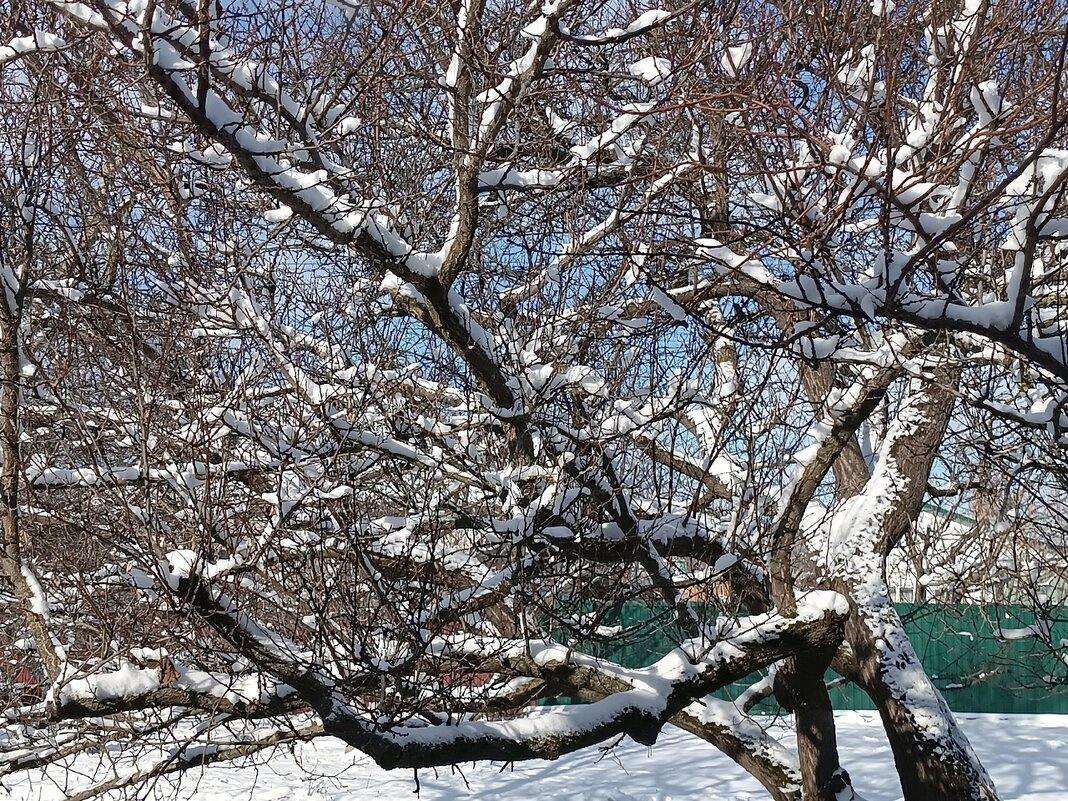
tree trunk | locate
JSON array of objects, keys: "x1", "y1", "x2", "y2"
[
  {"x1": 775, "y1": 649, "x2": 854, "y2": 801},
  {"x1": 844, "y1": 600, "x2": 998, "y2": 801},
  {"x1": 0, "y1": 302, "x2": 63, "y2": 681}
]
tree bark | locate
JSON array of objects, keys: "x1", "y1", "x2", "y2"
[
  {"x1": 842, "y1": 602, "x2": 998, "y2": 801},
  {"x1": 775, "y1": 649, "x2": 853, "y2": 801}
]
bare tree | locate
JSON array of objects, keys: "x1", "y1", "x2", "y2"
[{"x1": 1, "y1": 1, "x2": 1067, "y2": 800}]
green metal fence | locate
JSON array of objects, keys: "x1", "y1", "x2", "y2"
[{"x1": 550, "y1": 602, "x2": 1068, "y2": 714}]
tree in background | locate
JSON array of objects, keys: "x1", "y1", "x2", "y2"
[{"x1": 1, "y1": 0, "x2": 1067, "y2": 799}]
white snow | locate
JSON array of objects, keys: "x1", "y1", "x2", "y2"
[
  {"x1": 591, "y1": 9, "x2": 672, "y2": 41},
  {"x1": 0, "y1": 30, "x2": 66, "y2": 64},
  {"x1": 628, "y1": 57, "x2": 673, "y2": 86},
  {"x1": 8, "y1": 712, "x2": 1068, "y2": 800},
  {"x1": 264, "y1": 205, "x2": 293, "y2": 223},
  {"x1": 720, "y1": 43, "x2": 753, "y2": 78},
  {"x1": 626, "y1": 9, "x2": 671, "y2": 32},
  {"x1": 60, "y1": 662, "x2": 162, "y2": 701}
]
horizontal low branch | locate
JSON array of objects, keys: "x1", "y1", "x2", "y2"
[
  {"x1": 335, "y1": 600, "x2": 847, "y2": 769},
  {"x1": 34, "y1": 595, "x2": 846, "y2": 776}
]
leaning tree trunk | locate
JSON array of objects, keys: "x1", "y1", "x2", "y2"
[
  {"x1": 825, "y1": 373, "x2": 998, "y2": 801},
  {"x1": 843, "y1": 594, "x2": 998, "y2": 801}
]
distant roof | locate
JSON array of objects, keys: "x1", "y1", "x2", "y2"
[{"x1": 920, "y1": 501, "x2": 976, "y2": 528}]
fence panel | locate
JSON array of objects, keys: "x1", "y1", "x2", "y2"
[{"x1": 546, "y1": 602, "x2": 1068, "y2": 714}]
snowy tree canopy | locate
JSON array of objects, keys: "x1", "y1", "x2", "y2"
[{"x1": 2, "y1": 0, "x2": 1067, "y2": 799}]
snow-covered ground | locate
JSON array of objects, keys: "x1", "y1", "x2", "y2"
[{"x1": 6, "y1": 712, "x2": 1068, "y2": 801}]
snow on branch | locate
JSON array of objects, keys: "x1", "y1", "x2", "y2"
[{"x1": 0, "y1": 31, "x2": 66, "y2": 65}]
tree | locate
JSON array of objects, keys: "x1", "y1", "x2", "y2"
[{"x1": 1, "y1": 0, "x2": 1066, "y2": 799}]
